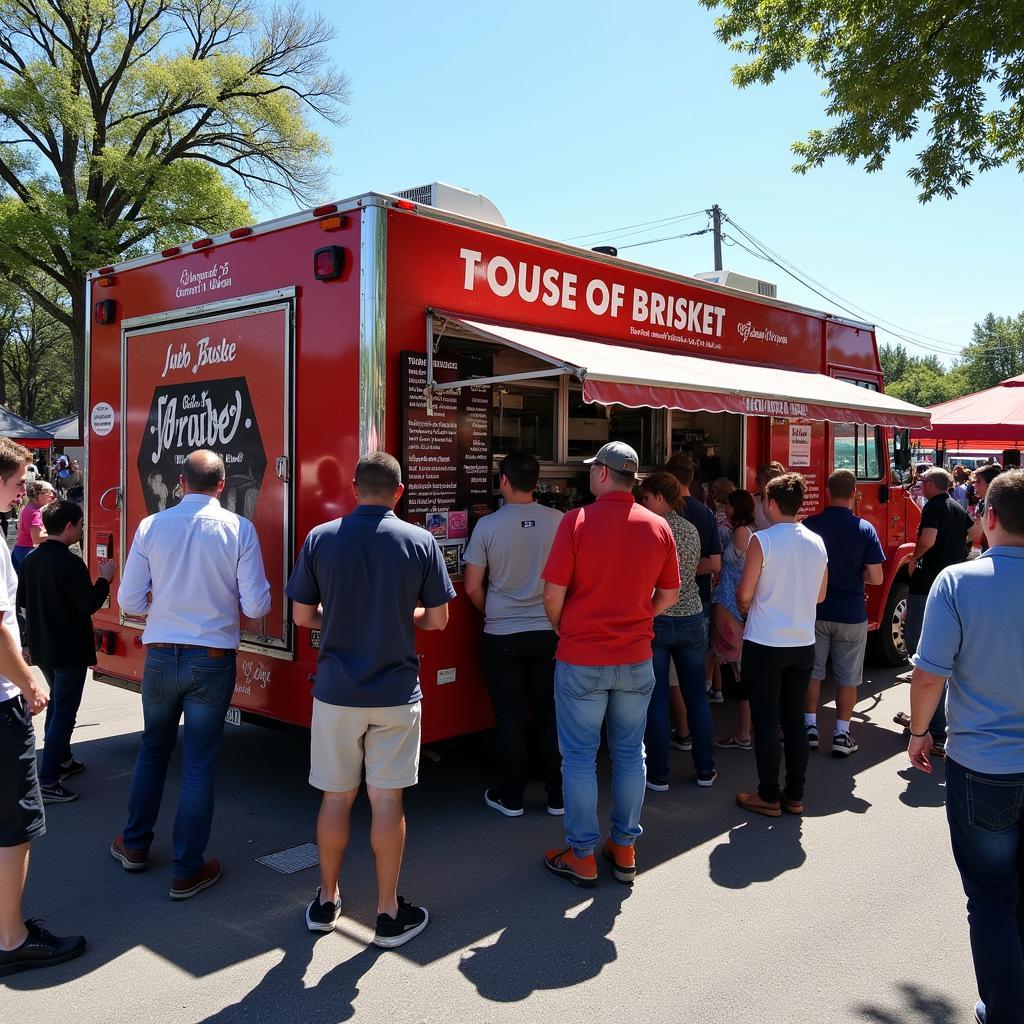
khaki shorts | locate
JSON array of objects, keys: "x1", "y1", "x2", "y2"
[
  {"x1": 310, "y1": 699, "x2": 422, "y2": 792},
  {"x1": 812, "y1": 620, "x2": 868, "y2": 687}
]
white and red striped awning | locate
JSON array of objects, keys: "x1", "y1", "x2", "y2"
[{"x1": 440, "y1": 316, "x2": 930, "y2": 429}]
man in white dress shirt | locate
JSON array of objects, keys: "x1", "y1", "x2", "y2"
[{"x1": 112, "y1": 450, "x2": 270, "y2": 899}]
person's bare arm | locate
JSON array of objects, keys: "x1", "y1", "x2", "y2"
[
  {"x1": 462, "y1": 563, "x2": 487, "y2": 614},
  {"x1": 817, "y1": 567, "x2": 829, "y2": 604},
  {"x1": 29, "y1": 524, "x2": 45, "y2": 546},
  {"x1": 967, "y1": 519, "x2": 984, "y2": 546},
  {"x1": 696, "y1": 554, "x2": 722, "y2": 575},
  {"x1": 292, "y1": 601, "x2": 323, "y2": 631},
  {"x1": 736, "y1": 535, "x2": 763, "y2": 615},
  {"x1": 543, "y1": 581, "x2": 568, "y2": 633},
  {"x1": 907, "y1": 666, "x2": 947, "y2": 773},
  {"x1": 0, "y1": 627, "x2": 46, "y2": 714},
  {"x1": 863, "y1": 564, "x2": 884, "y2": 586},
  {"x1": 414, "y1": 604, "x2": 449, "y2": 631},
  {"x1": 913, "y1": 527, "x2": 938, "y2": 563},
  {"x1": 652, "y1": 587, "x2": 681, "y2": 616}
]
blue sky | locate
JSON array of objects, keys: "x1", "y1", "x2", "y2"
[{"x1": 263, "y1": 0, "x2": 1024, "y2": 365}]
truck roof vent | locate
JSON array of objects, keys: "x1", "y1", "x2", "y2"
[
  {"x1": 693, "y1": 269, "x2": 778, "y2": 300},
  {"x1": 392, "y1": 182, "x2": 506, "y2": 226}
]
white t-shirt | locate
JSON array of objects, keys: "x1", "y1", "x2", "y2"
[
  {"x1": 0, "y1": 541, "x2": 21, "y2": 700},
  {"x1": 744, "y1": 522, "x2": 828, "y2": 648}
]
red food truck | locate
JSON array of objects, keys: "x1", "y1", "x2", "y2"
[{"x1": 85, "y1": 186, "x2": 930, "y2": 740}]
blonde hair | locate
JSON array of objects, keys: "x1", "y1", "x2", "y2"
[
  {"x1": 27, "y1": 481, "x2": 54, "y2": 502},
  {"x1": 709, "y1": 477, "x2": 736, "y2": 507}
]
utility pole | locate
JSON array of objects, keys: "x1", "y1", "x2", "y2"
[{"x1": 711, "y1": 204, "x2": 723, "y2": 271}]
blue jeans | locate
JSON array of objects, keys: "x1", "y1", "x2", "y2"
[
  {"x1": 554, "y1": 658, "x2": 655, "y2": 857},
  {"x1": 123, "y1": 647, "x2": 237, "y2": 878},
  {"x1": 647, "y1": 613, "x2": 714, "y2": 782},
  {"x1": 38, "y1": 666, "x2": 88, "y2": 787},
  {"x1": 945, "y1": 758, "x2": 1024, "y2": 1023}
]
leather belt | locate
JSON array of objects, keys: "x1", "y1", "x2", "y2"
[{"x1": 146, "y1": 643, "x2": 234, "y2": 659}]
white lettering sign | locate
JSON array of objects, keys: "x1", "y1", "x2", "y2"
[
  {"x1": 90, "y1": 401, "x2": 115, "y2": 437},
  {"x1": 458, "y1": 247, "x2": 724, "y2": 337},
  {"x1": 744, "y1": 397, "x2": 810, "y2": 418},
  {"x1": 151, "y1": 389, "x2": 245, "y2": 463},
  {"x1": 175, "y1": 261, "x2": 233, "y2": 299},
  {"x1": 161, "y1": 336, "x2": 238, "y2": 378}
]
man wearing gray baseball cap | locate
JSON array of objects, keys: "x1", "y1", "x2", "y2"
[{"x1": 540, "y1": 441, "x2": 681, "y2": 886}]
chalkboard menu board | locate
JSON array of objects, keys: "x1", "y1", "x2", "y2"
[{"x1": 400, "y1": 349, "x2": 493, "y2": 578}]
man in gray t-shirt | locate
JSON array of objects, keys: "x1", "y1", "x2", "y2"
[{"x1": 464, "y1": 452, "x2": 563, "y2": 817}]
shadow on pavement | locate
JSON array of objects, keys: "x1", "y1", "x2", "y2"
[
  {"x1": 6, "y1": 667, "x2": 920, "y2": 1003},
  {"x1": 855, "y1": 981, "x2": 961, "y2": 1023}
]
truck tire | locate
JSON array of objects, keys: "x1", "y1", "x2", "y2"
[{"x1": 869, "y1": 580, "x2": 909, "y2": 666}]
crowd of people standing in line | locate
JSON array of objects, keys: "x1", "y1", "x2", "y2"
[{"x1": 0, "y1": 436, "x2": 1021, "y2": 1024}]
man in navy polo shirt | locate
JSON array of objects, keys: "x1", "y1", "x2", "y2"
[
  {"x1": 802, "y1": 469, "x2": 885, "y2": 756},
  {"x1": 287, "y1": 452, "x2": 456, "y2": 948}
]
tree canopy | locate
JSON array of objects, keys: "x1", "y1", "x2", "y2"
[
  {"x1": 0, "y1": 0, "x2": 350, "y2": 418},
  {"x1": 699, "y1": 0, "x2": 1024, "y2": 200}
]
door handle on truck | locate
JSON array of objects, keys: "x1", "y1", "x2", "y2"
[
  {"x1": 275, "y1": 456, "x2": 290, "y2": 482},
  {"x1": 99, "y1": 486, "x2": 123, "y2": 511}
]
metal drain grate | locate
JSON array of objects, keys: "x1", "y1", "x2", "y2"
[{"x1": 256, "y1": 842, "x2": 319, "y2": 874}]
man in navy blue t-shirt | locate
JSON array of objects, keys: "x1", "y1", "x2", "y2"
[
  {"x1": 802, "y1": 469, "x2": 885, "y2": 756},
  {"x1": 287, "y1": 452, "x2": 455, "y2": 948}
]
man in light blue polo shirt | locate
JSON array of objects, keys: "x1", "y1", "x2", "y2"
[{"x1": 908, "y1": 469, "x2": 1024, "y2": 1024}]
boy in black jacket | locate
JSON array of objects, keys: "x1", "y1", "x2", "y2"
[{"x1": 17, "y1": 501, "x2": 114, "y2": 803}]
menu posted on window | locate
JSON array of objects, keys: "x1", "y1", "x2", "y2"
[{"x1": 400, "y1": 350, "x2": 493, "y2": 579}]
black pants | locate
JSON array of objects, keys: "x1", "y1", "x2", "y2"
[
  {"x1": 480, "y1": 630, "x2": 562, "y2": 809},
  {"x1": 742, "y1": 640, "x2": 815, "y2": 803}
]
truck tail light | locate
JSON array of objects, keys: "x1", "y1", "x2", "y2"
[
  {"x1": 314, "y1": 246, "x2": 344, "y2": 281},
  {"x1": 94, "y1": 299, "x2": 117, "y2": 325},
  {"x1": 94, "y1": 629, "x2": 117, "y2": 655}
]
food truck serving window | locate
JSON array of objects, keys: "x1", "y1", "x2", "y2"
[{"x1": 493, "y1": 384, "x2": 557, "y2": 461}]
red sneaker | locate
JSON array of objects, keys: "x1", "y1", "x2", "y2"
[
  {"x1": 601, "y1": 839, "x2": 636, "y2": 884},
  {"x1": 170, "y1": 859, "x2": 222, "y2": 900},
  {"x1": 544, "y1": 847, "x2": 598, "y2": 887},
  {"x1": 110, "y1": 836, "x2": 148, "y2": 872}
]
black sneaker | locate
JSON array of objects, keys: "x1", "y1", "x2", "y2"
[
  {"x1": 40, "y1": 783, "x2": 78, "y2": 804},
  {"x1": 59, "y1": 758, "x2": 85, "y2": 779},
  {"x1": 696, "y1": 769, "x2": 718, "y2": 788},
  {"x1": 305, "y1": 887, "x2": 342, "y2": 933},
  {"x1": 806, "y1": 724, "x2": 819, "y2": 750},
  {"x1": 831, "y1": 732, "x2": 858, "y2": 757},
  {"x1": 670, "y1": 731, "x2": 693, "y2": 751},
  {"x1": 483, "y1": 788, "x2": 523, "y2": 817},
  {"x1": 0, "y1": 920, "x2": 86, "y2": 977},
  {"x1": 373, "y1": 897, "x2": 429, "y2": 949}
]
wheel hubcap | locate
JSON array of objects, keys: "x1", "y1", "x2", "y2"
[{"x1": 892, "y1": 596, "x2": 908, "y2": 656}]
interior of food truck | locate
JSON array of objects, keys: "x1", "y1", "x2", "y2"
[{"x1": 434, "y1": 330, "x2": 747, "y2": 513}]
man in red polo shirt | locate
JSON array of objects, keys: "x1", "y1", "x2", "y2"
[{"x1": 541, "y1": 442, "x2": 680, "y2": 887}]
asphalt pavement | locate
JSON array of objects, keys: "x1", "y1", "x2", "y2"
[{"x1": 1, "y1": 665, "x2": 974, "y2": 1024}]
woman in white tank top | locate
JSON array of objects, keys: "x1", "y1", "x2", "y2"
[{"x1": 734, "y1": 473, "x2": 828, "y2": 818}]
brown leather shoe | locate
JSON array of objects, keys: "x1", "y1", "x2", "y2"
[
  {"x1": 170, "y1": 859, "x2": 222, "y2": 900},
  {"x1": 781, "y1": 795, "x2": 804, "y2": 815},
  {"x1": 736, "y1": 792, "x2": 782, "y2": 817},
  {"x1": 110, "y1": 835, "x2": 148, "y2": 872}
]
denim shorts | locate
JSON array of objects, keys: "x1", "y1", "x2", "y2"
[{"x1": 0, "y1": 696, "x2": 46, "y2": 847}]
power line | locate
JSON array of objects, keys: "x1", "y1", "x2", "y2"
[
  {"x1": 615, "y1": 227, "x2": 712, "y2": 251},
  {"x1": 724, "y1": 216, "x2": 964, "y2": 355},
  {"x1": 562, "y1": 209, "x2": 706, "y2": 242}
]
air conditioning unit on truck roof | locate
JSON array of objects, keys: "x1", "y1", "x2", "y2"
[
  {"x1": 694, "y1": 269, "x2": 778, "y2": 299},
  {"x1": 392, "y1": 181, "x2": 506, "y2": 226}
]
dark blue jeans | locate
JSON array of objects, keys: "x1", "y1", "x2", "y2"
[
  {"x1": 38, "y1": 666, "x2": 88, "y2": 787},
  {"x1": 646, "y1": 612, "x2": 714, "y2": 782},
  {"x1": 945, "y1": 758, "x2": 1024, "y2": 1023},
  {"x1": 123, "y1": 647, "x2": 237, "y2": 878}
]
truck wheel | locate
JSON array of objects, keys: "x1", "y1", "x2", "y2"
[{"x1": 869, "y1": 580, "x2": 909, "y2": 666}]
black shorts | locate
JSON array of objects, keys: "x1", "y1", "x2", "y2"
[{"x1": 0, "y1": 695, "x2": 46, "y2": 847}]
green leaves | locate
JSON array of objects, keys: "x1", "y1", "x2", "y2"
[{"x1": 700, "y1": 0, "x2": 1024, "y2": 200}]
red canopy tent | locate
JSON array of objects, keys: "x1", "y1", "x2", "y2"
[{"x1": 914, "y1": 374, "x2": 1024, "y2": 449}]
